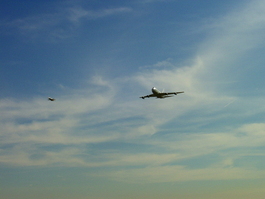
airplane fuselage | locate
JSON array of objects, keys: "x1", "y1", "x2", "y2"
[
  {"x1": 152, "y1": 87, "x2": 160, "y2": 95},
  {"x1": 151, "y1": 87, "x2": 171, "y2": 98}
]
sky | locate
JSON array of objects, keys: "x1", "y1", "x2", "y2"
[{"x1": 1, "y1": 0, "x2": 265, "y2": 198}]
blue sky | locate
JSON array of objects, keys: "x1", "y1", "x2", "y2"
[{"x1": 2, "y1": 0, "x2": 265, "y2": 198}]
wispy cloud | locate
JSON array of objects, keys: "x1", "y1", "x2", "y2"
[
  {"x1": 68, "y1": 7, "x2": 132, "y2": 22},
  {"x1": 139, "y1": 0, "x2": 175, "y2": 4},
  {"x1": 92, "y1": 123, "x2": 265, "y2": 183},
  {"x1": 1, "y1": 0, "x2": 265, "y2": 184},
  {"x1": 1, "y1": 4, "x2": 132, "y2": 41}
]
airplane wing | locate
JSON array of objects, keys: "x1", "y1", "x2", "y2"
[
  {"x1": 162, "y1": 91, "x2": 184, "y2": 95},
  {"x1": 140, "y1": 94, "x2": 156, "y2": 99},
  {"x1": 140, "y1": 91, "x2": 184, "y2": 99}
]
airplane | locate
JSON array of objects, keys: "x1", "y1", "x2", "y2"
[
  {"x1": 140, "y1": 87, "x2": 184, "y2": 99},
  {"x1": 48, "y1": 97, "x2": 55, "y2": 101}
]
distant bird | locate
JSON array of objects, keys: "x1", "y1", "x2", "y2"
[{"x1": 48, "y1": 97, "x2": 55, "y2": 101}]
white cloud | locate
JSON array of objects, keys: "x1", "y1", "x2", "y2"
[
  {"x1": 139, "y1": 0, "x2": 174, "y2": 4},
  {"x1": 91, "y1": 123, "x2": 265, "y2": 183},
  {"x1": 2, "y1": 4, "x2": 132, "y2": 41},
  {"x1": 68, "y1": 7, "x2": 132, "y2": 22},
  {"x1": 2, "y1": 0, "x2": 265, "y2": 185},
  {"x1": 0, "y1": 81, "x2": 115, "y2": 143},
  {"x1": 88, "y1": 0, "x2": 265, "y2": 182},
  {"x1": 150, "y1": 123, "x2": 265, "y2": 156}
]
